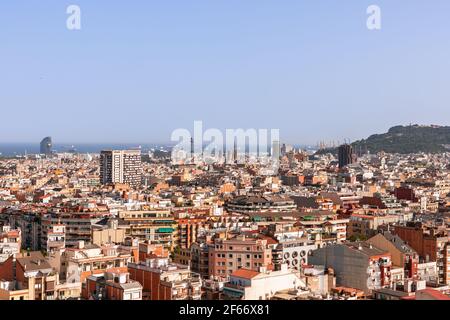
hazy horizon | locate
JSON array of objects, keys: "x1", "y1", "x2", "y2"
[{"x1": 0, "y1": 122, "x2": 447, "y2": 146}]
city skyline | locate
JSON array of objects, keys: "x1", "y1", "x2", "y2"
[
  {"x1": 1, "y1": 1, "x2": 450, "y2": 144},
  {"x1": 2, "y1": 0, "x2": 450, "y2": 309}
]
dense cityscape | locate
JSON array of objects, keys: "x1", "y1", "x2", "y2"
[
  {"x1": 2, "y1": 2, "x2": 450, "y2": 313},
  {"x1": 0, "y1": 134, "x2": 449, "y2": 301}
]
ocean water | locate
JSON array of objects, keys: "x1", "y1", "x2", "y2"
[
  {"x1": 0, "y1": 143, "x2": 169, "y2": 157},
  {"x1": 0, "y1": 142, "x2": 315, "y2": 157}
]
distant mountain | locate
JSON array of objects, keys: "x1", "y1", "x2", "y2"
[{"x1": 317, "y1": 125, "x2": 450, "y2": 155}]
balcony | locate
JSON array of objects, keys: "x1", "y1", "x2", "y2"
[
  {"x1": 224, "y1": 282, "x2": 247, "y2": 291},
  {"x1": 48, "y1": 241, "x2": 65, "y2": 248},
  {"x1": 190, "y1": 293, "x2": 202, "y2": 300},
  {"x1": 172, "y1": 294, "x2": 190, "y2": 300}
]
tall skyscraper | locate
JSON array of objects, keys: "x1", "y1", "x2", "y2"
[
  {"x1": 338, "y1": 144, "x2": 355, "y2": 168},
  {"x1": 40, "y1": 137, "x2": 53, "y2": 155},
  {"x1": 100, "y1": 150, "x2": 142, "y2": 187},
  {"x1": 190, "y1": 137, "x2": 194, "y2": 163},
  {"x1": 281, "y1": 143, "x2": 287, "y2": 156},
  {"x1": 271, "y1": 140, "x2": 280, "y2": 159},
  {"x1": 233, "y1": 137, "x2": 238, "y2": 163}
]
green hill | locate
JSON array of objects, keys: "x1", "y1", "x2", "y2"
[{"x1": 318, "y1": 125, "x2": 450, "y2": 155}]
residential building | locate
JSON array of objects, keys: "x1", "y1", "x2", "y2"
[
  {"x1": 222, "y1": 264, "x2": 306, "y2": 300},
  {"x1": 84, "y1": 270, "x2": 143, "y2": 300},
  {"x1": 393, "y1": 222, "x2": 450, "y2": 284},
  {"x1": 367, "y1": 231, "x2": 419, "y2": 279},
  {"x1": 100, "y1": 150, "x2": 142, "y2": 188},
  {"x1": 128, "y1": 257, "x2": 202, "y2": 300},
  {"x1": 309, "y1": 242, "x2": 392, "y2": 294},
  {"x1": 208, "y1": 235, "x2": 273, "y2": 279}
]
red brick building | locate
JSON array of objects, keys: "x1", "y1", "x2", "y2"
[
  {"x1": 128, "y1": 257, "x2": 202, "y2": 300},
  {"x1": 208, "y1": 235, "x2": 272, "y2": 279},
  {"x1": 393, "y1": 222, "x2": 450, "y2": 284}
]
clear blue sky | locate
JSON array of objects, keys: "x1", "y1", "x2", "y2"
[{"x1": 1, "y1": 1, "x2": 449, "y2": 145}]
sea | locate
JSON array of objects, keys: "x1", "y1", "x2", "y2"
[
  {"x1": 0, "y1": 143, "x2": 170, "y2": 157},
  {"x1": 0, "y1": 143, "x2": 316, "y2": 157}
]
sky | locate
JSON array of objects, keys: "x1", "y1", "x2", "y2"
[{"x1": 1, "y1": 1, "x2": 450, "y2": 145}]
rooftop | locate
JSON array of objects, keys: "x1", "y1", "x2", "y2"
[{"x1": 230, "y1": 268, "x2": 260, "y2": 280}]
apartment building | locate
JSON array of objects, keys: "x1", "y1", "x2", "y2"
[
  {"x1": 175, "y1": 217, "x2": 206, "y2": 249},
  {"x1": 222, "y1": 264, "x2": 306, "y2": 300},
  {"x1": 0, "y1": 251, "x2": 81, "y2": 300},
  {"x1": 64, "y1": 241, "x2": 131, "y2": 284},
  {"x1": 45, "y1": 224, "x2": 66, "y2": 253},
  {"x1": 348, "y1": 213, "x2": 400, "y2": 239},
  {"x1": 271, "y1": 238, "x2": 317, "y2": 271},
  {"x1": 226, "y1": 195, "x2": 297, "y2": 214},
  {"x1": 100, "y1": 150, "x2": 142, "y2": 188},
  {"x1": 309, "y1": 242, "x2": 392, "y2": 294},
  {"x1": 91, "y1": 218, "x2": 127, "y2": 246},
  {"x1": 84, "y1": 270, "x2": 143, "y2": 300},
  {"x1": 41, "y1": 212, "x2": 106, "y2": 248},
  {"x1": 393, "y1": 222, "x2": 450, "y2": 284},
  {"x1": 128, "y1": 257, "x2": 202, "y2": 300},
  {"x1": 0, "y1": 225, "x2": 21, "y2": 263},
  {"x1": 367, "y1": 231, "x2": 419, "y2": 279},
  {"x1": 297, "y1": 218, "x2": 349, "y2": 244},
  {"x1": 208, "y1": 235, "x2": 272, "y2": 279},
  {"x1": 6, "y1": 212, "x2": 41, "y2": 251},
  {"x1": 303, "y1": 265, "x2": 336, "y2": 296},
  {"x1": 138, "y1": 241, "x2": 169, "y2": 262},
  {"x1": 190, "y1": 242, "x2": 210, "y2": 279},
  {"x1": 119, "y1": 210, "x2": 176, "y2": 250}
]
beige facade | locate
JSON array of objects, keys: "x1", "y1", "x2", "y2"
[{"x1": 92, "y1": 228, "x2": 126, "y2": 246}]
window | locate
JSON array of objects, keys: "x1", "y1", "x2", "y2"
[{"x1": 132, "y1": 292, "x2": 140, "y2": 299}]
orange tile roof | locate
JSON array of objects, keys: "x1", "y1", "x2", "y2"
[
  {"x1": 231, "y1": 268, "x2": 260, "y2": 279},
  {"x1": 418, "y1": 289, "x2": 450, "y2": 300},
  {"x1": 258, "y1": 235, "x2": 278, "y2": 245}
]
